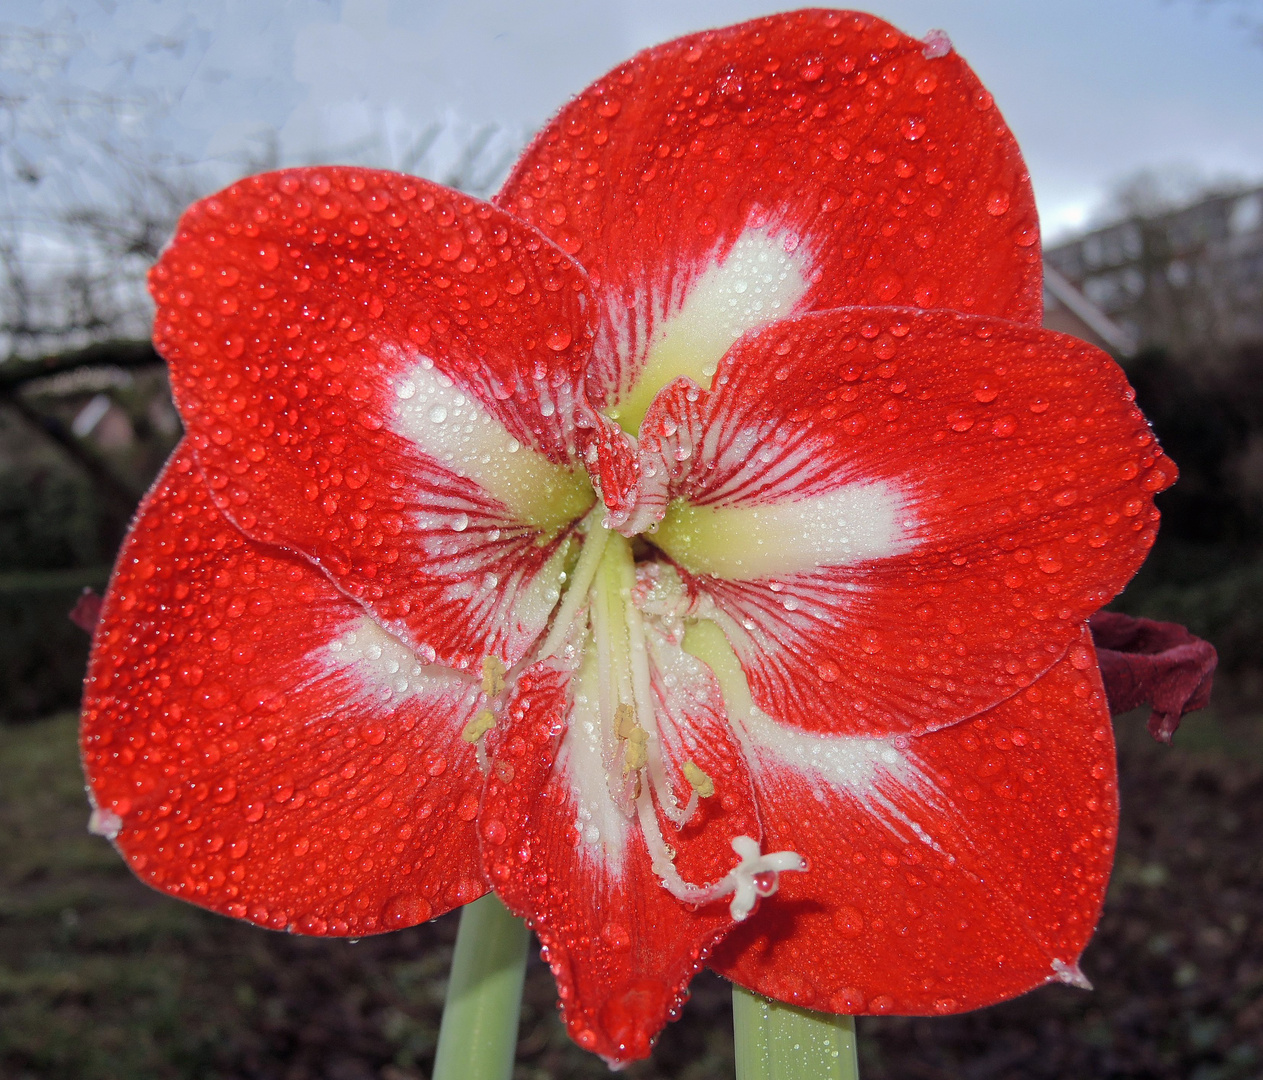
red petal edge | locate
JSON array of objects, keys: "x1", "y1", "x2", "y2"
[
  {"x1": 150, "y1": 167, "x2": 597, "y2": 673},
  {"x1": 500, "y1": 9, "x2": 1042, "y2": 408},
  {"x1": 641, "y1": 308, "x2": 1172, "y2": 737},
  {"x1": 81, "y1": 442, "x2": 488, "y2": 934},
  {"x1": 712, "y1": 628, "x2": 1117, "y2": 1015},
  {"x1": 1089, "y1": 610, "x2": 1217, "y2": 743}
]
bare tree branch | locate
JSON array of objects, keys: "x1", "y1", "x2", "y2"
[
  {"x1": 2, "y1": 392, "x2": 145, "y2": 514},
  {"x1": 0, "y1": 338, "x2": 160, "y2": 394}
]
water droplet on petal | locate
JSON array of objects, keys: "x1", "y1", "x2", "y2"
[
  {"x1": 974, "y1": 379, "x2": 1000, "y2": 403},
  {"x1": 900, "y1": 116, "x2": 927, "y2": 142},
  {"x1": 382, "y1": 892, "x2": 433, "y2": 928},
  {"x1": 986, "y1": 189, "x2": 1011, "y2": 216}
]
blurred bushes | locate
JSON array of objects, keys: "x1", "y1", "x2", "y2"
[
  {"x1": 0, "y1": 466, "x2": 105, "y2": 571},
  {"x1": 1115, "y1": 343, "x2": 1263, "y2": 680},
  {"x1": 0, "y1": 591, "x2": 96, "y2": 723},
  {"x1": 0, "y1": 463, "x2": 111, "y2": 721},
  {"x1": 0, "y1": 360, "x2": 177, "y2": 721}
]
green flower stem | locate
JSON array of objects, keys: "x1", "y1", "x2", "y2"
[
  {"x1": 733, "y1": 985, "x2": 859, "y2": 1080},
  {"x1": 432, "y1": 893, "x2": 530, "y2": 1080}
]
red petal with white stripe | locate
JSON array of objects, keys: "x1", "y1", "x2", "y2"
[
  {"x1": 646, "y1": 308, "x2": 1172, "y2": 736},
  {"x1": 150, "y1": 168, "x2": 598, "y2": 673},
  {"x1": 499, "y1": 9, "x2": 1041, "y2": 423},
  {"x1": 712, "y1": 630, "x2": 1116, "y2": 1015},
  {"x1": 482, "y1": 641, "x2": 761, "y2": 1065},
  {"x1": 81, "y1": 443, "x2": 488, "y2": 935}
]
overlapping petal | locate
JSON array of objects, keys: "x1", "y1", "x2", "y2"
[
  {"x1": 712, "y1": 630, "x2": 1116, "y2": 1014},
  {"x1": 151, "y1": 168, "x2": 597, "y2": 673},
  {"x1": 482, "y1": 607, "x2": 764, "y2": 1062},
  {"x1": 82, "y1": 443, "x2": 489, "y2": 934},
  {"x1": 499, "y1": 10, "x2": 1041, "y2": 437},
  {"x1": 640, "y1": 307, "x2": 1172, "y2": 736}
]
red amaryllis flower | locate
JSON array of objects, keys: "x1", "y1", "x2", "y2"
[{"x1": 81, "y1": 10, "x2": 1175, "y2": 1066}]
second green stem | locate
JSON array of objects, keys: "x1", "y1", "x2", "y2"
[
  {"x1": 432, "y1": 892, "x2": 530, "y2": 1080},
  {"x1": 733, "y1": 985, "x2": 859, "y2": 1080}
]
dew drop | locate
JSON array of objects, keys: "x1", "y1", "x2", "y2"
[
  {"x1": 900, "y1": 116, "x2": 926, "y2": 142},
  {"x1": 383, "y1": 892, "x2": 433, "y2": 928},
  {"x1": 991, "y1": 415, "x2": 1017, "y2": 438},
  {"x1": 986, "y1": 189, "x2": 1011, "y2": 216},
  {"x1": 600, "y1": 920, "x2": 632, "y2": 951},
  {"x1": 546, "y1": 327, "x2": 573, "y2": 352}
]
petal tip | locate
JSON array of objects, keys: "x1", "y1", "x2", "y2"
[
  {"x1": 921, "y1": 29, "x2": 954, "y2": 58},
  {"x1": 1050, "y1": 958, "x2": 1093, "y2": 990}
]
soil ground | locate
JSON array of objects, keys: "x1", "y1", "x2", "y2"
[{"x1": 2, "y1": 693, "x2": 1261, "y2": 1080}]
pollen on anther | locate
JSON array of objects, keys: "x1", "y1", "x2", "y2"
[
  {"x1": 481, "y1": 656, "x2": 506, "y2": 698},
  {"x1": 462, "y1": 710, "x2": 496, "y2": 743},
  {"x1": 683, "y1": 761, "x2": 715, "y2": 798},
  {"x1": 614, "y1": 702, "x2": 636, "y2": 739},
  {"x1": 624, "y1": 727, "x2": 649, "y2": 772}
]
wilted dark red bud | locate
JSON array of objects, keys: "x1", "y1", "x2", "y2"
[
  {"x1": 70, "y1": 588, "x2": 103, "y2": 634},
  {"x1": 1089, "y1": 611, "x2": 1217, "y2": 744}
]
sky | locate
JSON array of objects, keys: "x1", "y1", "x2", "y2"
[{"x1": 5, "y1": 0, "x2": 1263, "y2": 243}]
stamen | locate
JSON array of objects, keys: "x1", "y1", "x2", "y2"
[
  {"x1": 614, "y1": 702, "x2": 637, "y2": 739},
  {"x1": 536, "y1": 506, "x2": 610, "y2": 663},
  {"x1": 648, "y1": 750, "x2": 699, "y2": 829},
  {"x1": 683, "y1": 761, "x2": 714, "y2": 798},
  {"x1": 481, "y1": 656, "x2": 506, "y2": 698},
  {"x1": 551, "y1": 515, "x2": 803, "y2": 916},
  {"x1": 623, "y1": 725, "x2": 648, "y2": 773},
  {"x1": 462, "y1": 709, "x2": 497, "y2": 774},
  {"x1": 461, "y1": 709, "x2": 496, "y2": 743},
  {"x1": 613, "y1": 700, "x2": 650, "y2": 774}
]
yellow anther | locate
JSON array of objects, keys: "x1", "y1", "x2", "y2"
[
  {"x1": 683, "y1": 760, "x2": 715, "y2": 798},
  {"x1": 481, "y1": 656, "x2": 506, "y2": 699},
  {"x1": 461, "y1": 710, "x2": 496, "y2": 744},
  {"x1": 623, "y1": 725, "x2": 648, "y2": 772},
  {"x1": 614, "y1": 702, "x2": 637, "y2": 740}
]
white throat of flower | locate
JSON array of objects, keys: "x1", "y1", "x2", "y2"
[{"x1": 539, "y1": 508, "x2": 803, "y2": 921}]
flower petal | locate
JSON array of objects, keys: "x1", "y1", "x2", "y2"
[
  {"x1": 150, "y1": 168, "x2": 598, "y2": 672},
  {"x1": 499, "y1": 9, "x2": 1041, "y2": 425},
  {"x1": 644, "y1": 307, "x2": 1172, "y2": 736},
  {"x1": 711, "y1": 629, "x2": 1117, "y2": 1015},
  {"x1": 81, "y1": 443, "x2": 488, "y2": 935},
  {"x1": 482, "y1": 644, "x2": 763, "y2": 1065}
]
